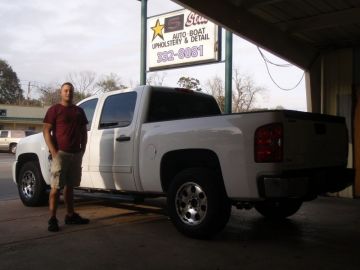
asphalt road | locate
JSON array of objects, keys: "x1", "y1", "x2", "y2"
[
  {"x1": 0, "y1": 153, "x2": 17, "y2": 201},
  {"x1": 1, "y1": 153, "x2": 360, "y2": 269}
]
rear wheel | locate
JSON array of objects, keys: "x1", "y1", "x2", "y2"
[
  {"x1": 167, "y1": 168, "x2": 231, "y2": 239},
  {"x1": 18, "y1": 161, "x2": 48, "y2": 206},
  {"x1": 255, "y1": 199, "x2": 302, "y2": 219}
]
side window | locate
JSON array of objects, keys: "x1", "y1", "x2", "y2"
[
  {"x1": 99, "y1": 92, "x2": 137, "y2": 129},
  {"x1": 12, "y1": 130, "x2": 24, "y2": 138},
  {"x1": 79, "y1": 99, "x2": 98, "y2": 131},
  {"x1": 0, "y1": 131, "x2": 9, "y2": 138},
  {"x1": 25, "y1": 130, "x2": 37, "y2": 136}
]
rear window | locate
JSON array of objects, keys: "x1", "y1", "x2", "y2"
[{"x1": 147, "y1": 88, "x2": 221, "y2": 123}]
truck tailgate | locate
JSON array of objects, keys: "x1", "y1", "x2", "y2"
[{"x1": 283, "y1": 111, "x2": 348, "y2": 169}]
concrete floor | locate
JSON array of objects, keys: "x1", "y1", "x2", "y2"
[{"x1": 0, "y1": 195, "x2": 359, "y2": 270}]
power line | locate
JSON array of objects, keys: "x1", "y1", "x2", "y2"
[{"x1": 257, "y1": 46, "x2": 305, "y2": 91}]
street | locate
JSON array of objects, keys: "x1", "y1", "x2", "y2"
[
  {"x1": 0, "y1": 153, "x2": 17, "y2": 201},
  {"x1": 0, "y1": 153, "x2": 360, "y2": 269}
]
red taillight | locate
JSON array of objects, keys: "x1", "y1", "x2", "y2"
[{"x1": 254, "y1": 123, "x2": 283, "y2": 163}]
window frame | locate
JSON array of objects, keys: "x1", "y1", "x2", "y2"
[
  {"x1": 78, "y1": 98, "x2": 99, "y2": 131},
  {"x1": 98, "y1": 92, "x2": 137, "y2": 130}
]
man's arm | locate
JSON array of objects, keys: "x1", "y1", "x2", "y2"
[
  {"x1": 80, "y1": 124, "x2": 87, "y2": 154},
  {"x1": 43, "y1": 123, "x2": 57, "y2": 158}
]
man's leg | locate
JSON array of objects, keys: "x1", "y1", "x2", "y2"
[
  {"x1": 63, "y1": 185, "x2": 74, "y2": 216},
  {"x1": 48, "y1": 187, "x2": 60, "y2": 232},
  {"x1": 63, "y1": 152, "x2": 89, "y2": 225},
  {"x1": 49, "y1": 187, "x2": 60, "y2": 217}
]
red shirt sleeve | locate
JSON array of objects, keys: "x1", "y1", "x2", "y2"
[{"x1": 43, "y1": 105, "x2": 57, "y2": 125}]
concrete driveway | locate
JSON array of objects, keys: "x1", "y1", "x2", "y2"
[{"x1": 1, "y1": 153, "x2": 359, "y2": 270}]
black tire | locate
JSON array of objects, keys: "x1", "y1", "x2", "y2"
[
  {"x1": 255, "y1": 199, "x2": 302, "y2": 219},
  {"x1": 17, "y1": 161, "x2": 48, "y2": 206},
  {"x1": 167, "y1": 168, "x2": 231, "y2": 239},
  {"x1": 9, "y1": 143, "x2": 17, "y2": 154}
]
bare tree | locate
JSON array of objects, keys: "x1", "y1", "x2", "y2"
[
  {"x1": 205, "y1": 75, "x2": 225, "y2": 112},
  {"x1": 146, "y1": 72, "x2": 166, "y2": 86},
  {"x1": 37, "y1": 82, "x2": 89, "y2": 105},
  {"x1": 66, "y1": 71, "x2": 97, "y2": 97},
  {"x1": 205, "y1": 69, "x2": 266, "y2": 113},
  {"x1": 38, "y1": 84, "x2": 60, "y2": 106},
  {"x1": 232, "y1": 69, "x2": 264, "y2": 112},
  {"x1": 96, "y1": 73, "x2": 127, "y2": 93}
]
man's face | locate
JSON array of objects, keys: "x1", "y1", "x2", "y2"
[{"x1": 60, "y1": 84, "x2": 74, "y2": 104}]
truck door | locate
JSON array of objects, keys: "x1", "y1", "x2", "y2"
[
  {"x1": 89, "y1": 91, "x2": 138, "y2": 191},
  {"x1": 77, "y1": 98, "x2": 99, "y2": 188}
]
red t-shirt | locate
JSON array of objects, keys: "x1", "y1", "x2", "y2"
[{"x1": 43, "y1": 104, "x2": 88, "y2": 153}]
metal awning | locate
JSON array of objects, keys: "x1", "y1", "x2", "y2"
[{"x1": 173, "y1": 0, "x2": 360, "y2": 69}]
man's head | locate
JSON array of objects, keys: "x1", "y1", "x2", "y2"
[{"x1": 60, "y1": 82, "x2": 74, "y2": 105}]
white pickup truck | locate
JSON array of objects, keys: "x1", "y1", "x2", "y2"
[{"x1": 13, "y1": 86, "x2": 353, "y2": 238}]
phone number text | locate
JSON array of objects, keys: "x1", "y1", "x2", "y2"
[{"x1": 157, "y1": 45, "x2": 204, "y2": 63}]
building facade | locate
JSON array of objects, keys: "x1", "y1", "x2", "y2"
[{"x1": 0, "y1": 104, "x2": 49, "y2": 132}]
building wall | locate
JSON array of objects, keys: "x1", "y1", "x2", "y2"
[
  {"x1": 307, "y1": 48, "x2": 354, "y2": 198},
  {"x1": 323, "y1": 49, "x2": 353, "y2": 198},
  {"x1": 0, "y1": 104, "x2": 49, "y2": 132}
]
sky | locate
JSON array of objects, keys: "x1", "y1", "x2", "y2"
[{"x1": 0, "y1": 0, "x2": 307, "y2": 111}]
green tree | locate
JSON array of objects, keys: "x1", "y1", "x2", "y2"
[
  {"x1": 177, "y1": 76, "x2": 202, "y2": 91},
  {"x1": 96, "y1": 73, "x2": 127, "y2": 93},
  {"x1": 0, "y1": 59, "x2": 24, "y2": 104}
]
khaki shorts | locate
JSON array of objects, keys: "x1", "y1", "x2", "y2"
[{"x1": 50, "y1": 150, "x2": 83, "y2": 189}]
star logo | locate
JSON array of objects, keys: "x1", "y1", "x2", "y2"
[{"x1": 151, "y1": 19, "x2": 165, "y2": 41}]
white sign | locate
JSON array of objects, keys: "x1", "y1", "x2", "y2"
[{"x1": 147, "y1": 9, "x2": 221, "y2": 71}]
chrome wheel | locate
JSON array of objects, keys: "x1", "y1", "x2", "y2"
[
  {"x1": 20, "y1": 170, "x2": 36, "y2": 199},
  {"x1": 175, "y1": 182, "x2": 208, "y2": 226}
]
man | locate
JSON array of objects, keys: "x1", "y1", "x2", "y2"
[{"x1": 43, "y1": 82, "x2": 89, "y2": 232}]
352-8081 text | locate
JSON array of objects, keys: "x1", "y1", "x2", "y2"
[{"x1": 157, "y1": 45, "x2": 204, "y2": 63}]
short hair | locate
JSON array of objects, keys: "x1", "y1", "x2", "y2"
[{"x1": 61, "y1": 82, "x2": 74, "y2": 91}]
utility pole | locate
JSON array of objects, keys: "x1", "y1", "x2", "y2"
[
  {"x1": 139, "y1": 0, "x2": 147, "y2": 85},
  {"x1": 27, "y1": 81, "x2": 31, "y2": 100},
  {"x1": 224, "y1": 30, "x2": 233, "y2": 114}
]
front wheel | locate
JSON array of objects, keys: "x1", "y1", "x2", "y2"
[
  {"x1": 255, "y1": 199, "x2": 302, "y2": 219},
  {"x1": 9, "y1": 143, "x2": 17, "y2": 154},
  {"x1": 18, "y1": 161, "x2": 48, "y2": 206},
  {"x1": 167, "y1": 168, "x2": 231, "y2": 239}
]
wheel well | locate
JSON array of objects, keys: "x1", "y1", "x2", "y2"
[
  {"x1": 9, "y1": 142, "x2": 17, "y2": 149},
  {"x1": 16, "y1": 153, "x2": 39, "y2": 183},
  {"x1": 160, "y1": 149, "x2": 223, "y2": 193}
]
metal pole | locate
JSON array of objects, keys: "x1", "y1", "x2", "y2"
[
  {"x1": 140, "y1": 0, "x2": 147, "y2": 85},
  {"x1": 225, "y1": 30, "x2": 233, "y2": 114}
]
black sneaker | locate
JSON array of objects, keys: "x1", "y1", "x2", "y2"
[
  {"x1": 65, "y1": 213, "x2": 89, "y2": 225},
  {"x1": 48, "y1": 216, "x2": 59, "y2": 232}
]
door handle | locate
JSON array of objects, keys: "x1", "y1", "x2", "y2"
[{"x1": 116, "y1": 136, "x2": 131, "y2": 142}]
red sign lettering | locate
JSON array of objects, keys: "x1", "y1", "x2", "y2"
[{"x1": 185, "y1": 12, "x2": 208, "y2": 27}]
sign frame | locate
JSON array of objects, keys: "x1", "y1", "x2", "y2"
[{"x1": 147, "y1": 9, "x2": 222, "y2": 72}]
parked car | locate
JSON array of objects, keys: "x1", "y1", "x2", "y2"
[
  {"x1": 12, "y1": 86, "x2": 353, "y2": 238},
  {"x1": 0, "y1": 130, "x2": 37, "y2": 154}
]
